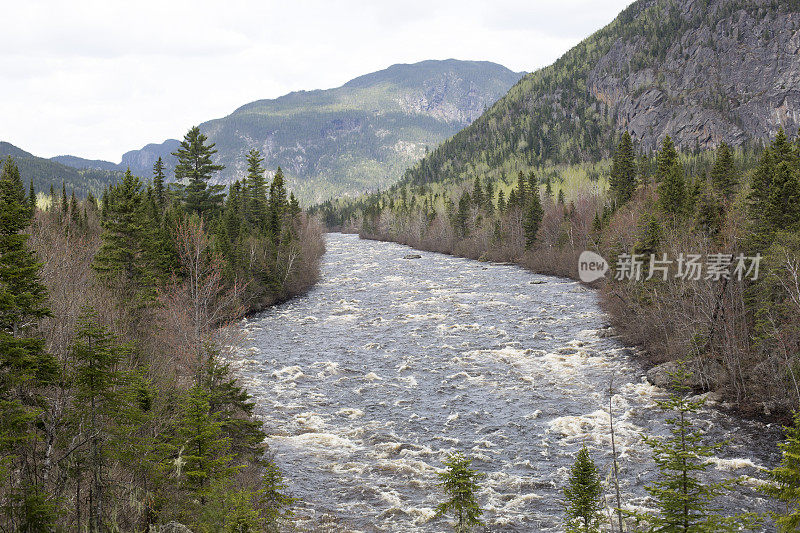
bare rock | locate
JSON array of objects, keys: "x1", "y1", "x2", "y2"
[
  {"x1": 646, "y1": 359, "x2": 727, "y2": 391},
  {"x1": 403, "y1": 254, "x2": 422, "y2": 259}
]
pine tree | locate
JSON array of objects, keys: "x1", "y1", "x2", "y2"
[
  {"x1": 564, "y1": 446, "x2": 603, "y2": 533},
  {"x1": 153, "y1": 156, "x2": 166, "y2": 209},
  {"x1": 709, "y1": 142, "x2": 738, "y2": 200},
  {"x1": 497, "y1": 189, "x2": 506, "y2": 212},
  {"x1": 558, "y1": 189, "x2": 566, "y2": 205},
  {"x1": 523, "y1": 187, "x2": 544, "y2": 249},
  {"x1": 288, "y1": 193, "x2": 301, "y2": 218},
  {"x1": 610, "y1": 131, "x2": 637, "y2": 205},
  {"x1": 436, "y1": 453, "x2": 484, "y2": 533},
  {"x1": 172, "y1": 126, "x2": 225, "y2": 217},
  {"x1": 695, "y1": 181, "x2": 724, "y2": 237},
  {"x1": 766, "y1": 411, "x2": 800, "y2": 531},
  {"x1": 70, "y1": 190, "x2": 80, "y2": 225},
  {"x1": 657, "y1": 136, "x2": 686, "y2": 217}
]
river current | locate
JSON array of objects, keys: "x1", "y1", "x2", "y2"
[{"x1": 229, "y1": 233, "x2": 780, "y2": 532}]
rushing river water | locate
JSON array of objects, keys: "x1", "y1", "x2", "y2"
[{"x1": 229, "y1": 233, "x2": 780, "y2": 532}]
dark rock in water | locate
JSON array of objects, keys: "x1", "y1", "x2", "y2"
[
  {"x1": 158, "y1": 523, "x2": 193, "y2": 533},
  {"x1": 404, "y1": 254, "x2": 422, "y2": 259},
  {"x1": 646, "y1": 359, "x2": 727, "y2": 391},
  {"x1": 530, "y1": 280, "x2": 546, "y2": 285}
]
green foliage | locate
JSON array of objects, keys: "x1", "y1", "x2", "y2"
[
  {"x1": 657, "y1": 136, "x2": 687, "y2": 217},
  {"x1": 610, "y1": 131, "x2": 638, "y2": 205},
  {"x1": 436, "y1": 452, "x2": 484, "y2": 533},
  {"x1": 524, "y1": 185, "x2": 544, "y2": 249},
  {"x1": 633, "y1": 364, "x2": 754, "y2": 532},
  {"x1": 564, "y1": 446, "x2": 604, "y2": 533},
  {"x1": 173, "y1": 126, "x2": 225, "y2": 217},
  {"x1": 709, "y1": 143, "x2": 738, "y2": 200},
  {"x1": 766, "y1": 411, "x2": 800, "y2": 531}
]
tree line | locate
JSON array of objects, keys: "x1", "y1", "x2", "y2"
[{"x1": 0, "y1": 124, "x2": 324, "y2": 532}]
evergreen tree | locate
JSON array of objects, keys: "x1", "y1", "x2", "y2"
[
  {"x1": 61, "y1": 182, "x2": 68, "y2": 215},
  {"x1": 93, "y1": 171, "x2": 157, "y2": 302},
  {"x1": 436, "y1": 453, "x2": 484, "y2": 533},
  {"x1": 153, "y1": 156, "x2": 166, "y2": 209},
  {"x1": 0, "y1": 157, "x2": 58, "y2": 531},
  {"x1": 267, "y1": 168, "x2": 288, "y2": 242},
  {"x1": 633, "y1": 364, "x2": 750, "y2": 531},
  {"x1": 765, "y1": 161, "x2": 800, "y2": 230},
  {"x1": 657, "y1": 136, "x2": 686, "y2": 217},
  {"x1": 172, "y1": 126, "x2": 225, "y2": 217},
  {"x1": 695, "y1": 181, "x2": 724, "y2": 237},
  {"x1": 454, "y1": 192, "x2": 471, "y2": 238},
  {"x1": 544, "y1": 175, "x2": 553, "y2": 198},
  {"x1": 709, "y1": 142, "x2": 738, "y2": 200},
  {"x1": 766, "y1": 411, "x2": 800, "y2": 531},
  {"x1": 70, "y1": 311, "x2": 131, "y2": 532},
  {"x1": 610, "y1": 131, "x2": 637, "y2": 205},
  {"x1": 471, "y1": 176, "x2": 484, "y2": 208},
  {"x1": 523, "y1": 187, "x2": 544, "y2": 249},
  {"x1": 246, "y1": 149, "x2": 267, "y2": 229},
  {"x1": 564, "y1": 446, "x2": 603, "y2": 533},
  {"x1": 28, "y1": 180, "x2": 35, "y2": 215},
  {"x1": 497, "y1": 189, "x2": 506, "y2": 212},
  {"x1": 70, "y1": 190, "x2": 80, "y2": 225},
  {"x1": 558, "y1": 189, "x2": 566, "y2": 205},
  {"x1": 288, "y1": 193, "x2": 301, "y2": 218}
]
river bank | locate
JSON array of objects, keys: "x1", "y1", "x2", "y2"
[{"x1": 230, "y1": 233, "x2": 780, "y2": 532}]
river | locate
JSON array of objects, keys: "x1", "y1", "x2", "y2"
[{"x1": 228, "y1": 233, "x2": 780, "y2": 532}]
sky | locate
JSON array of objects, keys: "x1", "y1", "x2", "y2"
[{"x1": 1, "y1": 0, "x2": 634, "y2": 162}]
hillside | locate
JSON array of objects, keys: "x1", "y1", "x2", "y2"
[
  {"x1": 118, "y1": 60, "x2": 522, "y2": 203},
  {"x1": 0, "y1": 142, "x2": 123, "y2": 198},
  {"x1": 399, "y1": 0, "x2": 800, "y2": 188}
]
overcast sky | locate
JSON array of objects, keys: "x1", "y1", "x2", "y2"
[{"x1": 2, "y1": 0, "x2": 633, "y2": 162}]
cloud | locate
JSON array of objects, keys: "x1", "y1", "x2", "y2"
[{"x1": 0, "y1": 0, "x2": 634, "y2": 161}]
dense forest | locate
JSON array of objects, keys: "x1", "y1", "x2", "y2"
[{"x1": 0, "y1": 125, "x2": 324, "y2": 531}]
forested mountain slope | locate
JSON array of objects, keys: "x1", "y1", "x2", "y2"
[
  {"x1": 0, "y1": 142, "x2": 123, "y2": 197},
  {"x1": 400, "y1": 0, "x2": 800, "y2": 187},
  {"x1": 117, "y1": 60, "x2": 522, "y2": 203}
]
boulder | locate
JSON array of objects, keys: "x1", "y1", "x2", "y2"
[
  {"x1": 403, "y1": 254, "x2": 422, "y2": 259},
  {"x1": 646, "y1": 359, "x2": 727, "y2": 391}
]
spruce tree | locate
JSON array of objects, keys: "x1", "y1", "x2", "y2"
[
  {"x1": 709, "y1": 142, "x2": 738, "y2": 200},
  {"x1": 657, "y1": 136, "x2": 686, "y2": 217},
  {"x1": 0, "y1": 157, "x2": 58, "y2": 531},
  {"x1": 172, "y1": 126, "x2": 225, "y2": 217},
  {"x1": 472, "y1": 176, "x2": 484, "y2": 208},
  {"x1": 61, "y1": 182, "x2": 68, "y2": 215},
  {"x1": 766, "y1": 411, "x2": 800, "y2": 531},
  {"x1": 523, "y1": 187, "x2": 544, "y2": 249},
  {"x1": 246, "y1": 149, "x2": 267, "y2": 229},
  {"x1": 28, "y1": 180, "x2": 35, "y2": 215},
  {"x1": 153, "y1": 156, "x2": 166, "y2": 209},
  {"x1": 70, "y1": 311, "x2": 131, "y2": 532},
  {"x1": 454, "y1": 192, "x2": 471, "y2": 238},
  {"x1": 436, "y1": 453, "x2": 484, "y2": 533},
  {"x1": 268, "y1": 168, "x2": 288, "y2": 242},
  {"x1": 564, "y1": 446, "x2": 603, "y2": 533},
  {"x1": 765, "y1": 161, "x2": 800, "y2": 230},
  {"x1": 610, "y1": 131, "x2": 637, "y2": 205},
  {"x1": 633, "y1": 364, "x2": 752, "y2": 531}
]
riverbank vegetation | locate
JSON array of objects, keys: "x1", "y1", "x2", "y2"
[
  {"x1": 316, "y1": 129, "x2": 800, "y2": 422},
  {"x1": 0, "y1": 125, "x2": 323, "y2": 531}
]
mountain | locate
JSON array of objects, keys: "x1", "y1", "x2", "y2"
[
  {"x1": 0, "y1": 142, "x2": 123, "y2": 198},
  {"x1": 398, "y1": 0, "x2": 800, "y2": 187},
  {"x1": 120, "y1": 60, "x2": 522, "y2": 203},
  {"x1": 50, "y1": 155, "x2": 119, "y2": 171}
]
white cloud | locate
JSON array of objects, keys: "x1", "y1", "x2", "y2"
[{"x1": 0, "y1": 0, "x2": 634, "y2": 161}]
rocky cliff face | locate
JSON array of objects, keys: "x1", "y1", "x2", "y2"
[
  {"x1": 590, "y1": 0, "x2": 800, "y2": 152},
  {"x1": 400, "y1": 0, "x2": 800, "y2": 187}
]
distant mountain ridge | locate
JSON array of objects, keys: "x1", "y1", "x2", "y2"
[
  {"x1": 53, "y1": 60, "x2": 522, "y2": 204},
  {"x1": 0, "y1": 142, "x2": 123, "y2": 198}
]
